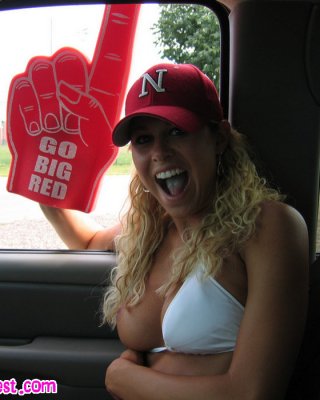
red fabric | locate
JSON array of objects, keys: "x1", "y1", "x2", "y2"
[{"x1": 6, "y1": 4, "x2": 140, "y2": 212}]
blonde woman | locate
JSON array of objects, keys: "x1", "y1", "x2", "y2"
[
  {"x1": 41, "y1": 63, "x2": 308, "y2": 399},
  {"x1": 103, "y1": 64, "x2": 308, "y2": 400}
]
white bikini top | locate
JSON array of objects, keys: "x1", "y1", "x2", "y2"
[{"x1": 150, "y1": 265, "x2": 245, "y2": 355}]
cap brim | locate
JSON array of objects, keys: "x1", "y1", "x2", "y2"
[{"x1": 112, "y1": 106, "x2": 205, "y2": 147}]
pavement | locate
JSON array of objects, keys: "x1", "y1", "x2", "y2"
[{"x1": 0, "y1": 175, "x2": 130, "y2": 249}]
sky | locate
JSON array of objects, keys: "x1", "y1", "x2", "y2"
[{"x1": 0, "y1": 4, "x2": 167, "y2": 122}]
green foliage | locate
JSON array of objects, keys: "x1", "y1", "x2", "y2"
[{"x1": 152, "y1": 4, "x2": 220, "y2": 88}]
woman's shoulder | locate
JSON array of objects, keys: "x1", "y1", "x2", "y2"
[
  {"x1": 242, "y1": 200, "x2": 309, "y2": 268},
  {"x1": 259, "y1": 200, "x2": 307, "y2": 231},
  {"x1": 257, "y1": 200, "x2": 307, "y2": 235}
]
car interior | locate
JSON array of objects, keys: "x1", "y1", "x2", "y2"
[{"x1": 0, "y1": 0, "x2": 319, "y2": 399}]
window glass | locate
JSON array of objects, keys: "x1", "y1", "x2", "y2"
[{"x1": 0, "y1": 3, "x2": 220, "y2": 249}]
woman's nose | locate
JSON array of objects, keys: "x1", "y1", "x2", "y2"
[{"x1": 152, "y1": 137, "x2": 172, "y2": 162}]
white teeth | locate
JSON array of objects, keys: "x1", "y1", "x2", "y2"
[{"x1": 156, "y1": 168, "x2": 185, "y2": 180}]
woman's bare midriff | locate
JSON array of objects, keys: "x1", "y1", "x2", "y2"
[{"x1": 146, "y1": 350, "x2": 233, "y2": 376}]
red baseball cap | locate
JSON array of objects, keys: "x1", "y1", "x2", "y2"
[{"x1": 112, "y1": 63, "x2": 223, "y2": 147}]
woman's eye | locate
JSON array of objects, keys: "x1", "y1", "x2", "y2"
[
  {"x1": 170, "y1": 128, "x2": 186, "y2": 137},
  {"x1": 132, "y1": 134, "x2": 152, "y2": 145}
]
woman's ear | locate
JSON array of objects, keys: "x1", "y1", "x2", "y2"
[{"x1": 216, "y1": 120, "x2": 231, "y2": 154}]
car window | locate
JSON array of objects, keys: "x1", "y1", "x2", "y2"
[{"x1": 0, "y1": 3, "x2": 221, "y2": 249}]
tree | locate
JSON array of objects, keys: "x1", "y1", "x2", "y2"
[{"x1": 152, "y1": 5, "x2": 220, "y2": 88}]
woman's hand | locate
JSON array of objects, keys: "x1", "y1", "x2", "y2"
[
  {"x1": 105, "y1": 350, "x2": 145, "y2": 399},
  {"x1": 120, "y1": 349, "x2": 145, "y2": 365}
]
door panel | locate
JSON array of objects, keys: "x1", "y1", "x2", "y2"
[{"x1": 0, "y1": 251, "x2": 123, "y2": 399}]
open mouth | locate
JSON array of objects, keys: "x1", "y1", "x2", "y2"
[{"x1": 155, "y1": 168, "x2": 189, "y2": 197}]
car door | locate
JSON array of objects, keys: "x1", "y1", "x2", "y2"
[
  {"x1": 0, "y1": 250, "x2": 122, "y2": 399},
  {"x1": 0, "y1": 1, "x2": 227, "y2": 399}
]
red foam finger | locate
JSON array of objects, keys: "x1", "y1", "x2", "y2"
[
  {"x1": 30, "y1": 58, "x2": 61, "y2": 133},
  {"x1": 89, "y1": 4, "x2": 141, "y2": 127},
  {"x1": 54, "y1": 48, "x2": 89, "y2": 95},
  {"x1": 6, "y1": 4, "x2": 140, "y2": 212},
  {"x1": 54, "y1": 48, "x2": 89, "y2": 133},
  {"x1": 8, "y1": 77, "x2": 41, "y2": 137},
  {"x1": 6, "y1": 76, "x2": 42, "y2": 193},
  {"x1": 54, "y1": 49, "x2": 88, "y2": 133}
]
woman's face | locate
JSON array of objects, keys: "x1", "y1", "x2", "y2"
[{"x1": 130, "y1": 116, "x2": 225, "y2": 225}]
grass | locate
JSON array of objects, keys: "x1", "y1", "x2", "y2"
[
  {"x1": 0, "y1": 144, "x2": 133, "y2": 176},
  {"x1": 0, "y1": 144, "x2": 11, "y2": 176}
]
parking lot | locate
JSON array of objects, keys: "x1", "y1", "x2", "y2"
[{"x1": 0, "y1": 175, "x2": 130, "y2": 249}]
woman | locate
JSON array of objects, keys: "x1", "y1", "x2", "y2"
[{"x1": 102, "y1": 63, "x2": 309, "y2": 399}]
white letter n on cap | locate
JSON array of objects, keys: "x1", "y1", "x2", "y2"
[{"x1": 139, "y1": 69, "x2": 167, "y2": 98}]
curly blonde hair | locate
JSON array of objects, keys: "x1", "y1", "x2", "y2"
[{"x1": 102, "y1": 126, "x2": 283, "y2": 328}]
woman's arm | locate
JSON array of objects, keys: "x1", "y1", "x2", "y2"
[
  {"x1": 106, "y1": 358, "x2": 236, "y2": 400},
  {"x1": 40, "y1": 204, "x2": 121, "y2": 250},
  {"x1": 105, "y1": 201, "x2": 309, "y2": 400}
]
